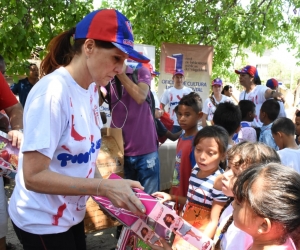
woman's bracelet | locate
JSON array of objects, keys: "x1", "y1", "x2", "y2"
[{"x1": 96, "y1": 178, "x2": 104, "y2": 196}]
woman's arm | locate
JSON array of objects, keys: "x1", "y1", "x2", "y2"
[
  {"x1": 23, "y1": 151, "x2": 146, "y2": 214},
  {"x1": 265, "y1": 88, "x2": 285, "y2": 102}
]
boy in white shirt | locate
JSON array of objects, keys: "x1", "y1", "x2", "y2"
[
  {"x1": 271, "y1": 117, "x2": 300, "y2": 173},
  {"x1": 160, "y1": 69, "x2": 192, "y2": 133}
]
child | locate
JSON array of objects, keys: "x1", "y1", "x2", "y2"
[
  {"x1": 232, "y1": 163, "x2": 299, "y2": 249},
  {"x1": 271, "y1": 117, "x2": 300, "y2": 173},
  {"x1": 214, "y1": 141, "x2": 280, "y2": 250},
  {"x1": 153, "y1": 126, "x2": 229, "y2": 238},
  {"x1": 259, "y1": 99, "x2": 280, "y2": 150},
  {"x1": 169, "y1": 92, "x2": 203, "y2": 202},
  {"x1": 212, "y1": 102, "x2": 242, "y2": 148},
  {"x1": 163, "y1": 214, "x2": 201, "y2": 241},
  {"x1": 202, "y1": 78, "x2": 232, "y2": 127},
  {"x1": 266, "y1": 78, "x2": 286, "y2": 118},
  {"x1": 234, "y1": 100, "x2": 257, "y2": 142},
  {"x1": 295, "y1": 110, "x2": 300, "y2": 145}
]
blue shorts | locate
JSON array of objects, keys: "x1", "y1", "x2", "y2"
[{"x1": 124, "y1": 151, "x2": 160, "y2": 194}]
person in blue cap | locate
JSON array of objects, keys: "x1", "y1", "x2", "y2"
[{"x1": 8, "y1": 9, "x2": 148, "y2": 249}]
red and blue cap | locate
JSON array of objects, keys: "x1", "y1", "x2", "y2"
[
  {"x1": 235, "y1": 65, "x2": 258, "y2": 77},
  {"x1": 173, "y1": 69, "x2": 184, "y2": 76},
  {"x1": 266, "y1": 78, "x2": 279, "y2": 89},
  {"x1": 212, "y1": 78, "x2": 223, "y2": 86},
  {"x1": 75, "y1": 9, "x2": 150, "y2": 63}
]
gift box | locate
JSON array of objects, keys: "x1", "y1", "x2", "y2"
[
  {"x1": 0, "y1": 131, "x2": 18, "y2": 179},
  {"x1": 93, "y1": 173, "x2": 213, "y2": 250},
  {"x1": 96, "y1": 128, "x2": 124, "y2": 178}
]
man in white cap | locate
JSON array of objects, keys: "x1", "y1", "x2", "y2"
[{"x1": 160, "y1": 69, "x2": 193, "y2": 133}]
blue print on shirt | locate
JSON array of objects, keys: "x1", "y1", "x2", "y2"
[{"x1": 57, "y1": 139, "x2": 101, "y2": 167}]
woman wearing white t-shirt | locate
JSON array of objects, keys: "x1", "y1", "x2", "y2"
[
  {"x1": 202, "y1": 78, "x2": 232, "y2": 127},
  {"x1": 235, "y1": 65, "x2": 284, "y2": 128},
  {"x1": 8, "y1": 9, "x2": 147, "y2": 249}
]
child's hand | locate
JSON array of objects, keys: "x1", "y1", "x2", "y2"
[{"x1": 152, "y1": 191, "x2": 172, "y2": 203}]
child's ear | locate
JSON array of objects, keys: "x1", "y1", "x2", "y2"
[
  {"x1": 235, "y1": 125, "x2": 241, "y2": 133},
  {"x1": 258, "y1": 218, "x2": 272, "y2": 235},
  {"x1": 198, "y1": 111, "x2": 203, "y2": 119}
]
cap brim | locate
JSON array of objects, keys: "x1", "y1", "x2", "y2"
[
  {"x1": 235, "y1": 70, "x2": 242, "y2": 74},
  {"x1": 112, "y1": 42, "x2": 150, "y2": 63},
  {"x1": 173, "y1": 73, "x2": 184, "y2": 76}
]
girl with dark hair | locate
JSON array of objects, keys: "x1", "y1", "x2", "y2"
[
  {"x1": 232, "y1": 163, "x2": 299, "y2": 249},
  {"x1": 221, "y1": 85, "x2": 232, "y2": 97},
  {"x1": 153, "y1": 126, "x2": 229, "y2": 247},
  {"x1": 214, "y1": 142, "x2": 281, "y2": 250},
  {"x1": 8, "y1": 9, "x2": 148, "y2": 249}
]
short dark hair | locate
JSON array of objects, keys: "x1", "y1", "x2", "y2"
[
  {"x1": 271, "y1": 117, "x2": 295, "y2": 136},
  {"x1": 178, "y1": 92, "x2": 202, "y2": 113},
  {"x1": 193, "y1": 125, "x2": 228, "y2": 155},
  {"x1": 260, "y1": 99, "x2": 280, "y2": 121},
  {"x1": 296, "y1": 110, "x2": 300, "y2": 117},
  {"x1": 233, "y1": 163, "x2": 300, "y2": 240},
  {"x1": 0, "y1": 55, "x2": 4, "y2": 64},
  {"x1": 221, "y1": 85, "x2": 232, "y2": 94},
  {"x1": 213, "y1": 102, "x2": 242, "y2": 136},
  {"x1": 238, "y1": 100, "x2": 256, "y2": 120}
]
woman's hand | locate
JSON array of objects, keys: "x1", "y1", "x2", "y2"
[
  {"x1": 101, "y1": 179, "x2": 146, "y2": 216},
  {"x1": 152, "y1": 191, "x2": 172, "y2": 203}
]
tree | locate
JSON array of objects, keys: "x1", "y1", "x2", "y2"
[
  {"x1": 102, "y1": 0, "x2": 300, "y2": 82},
  {"x1": 0, "y1": 0, "x2": 93, "y2": 77}
]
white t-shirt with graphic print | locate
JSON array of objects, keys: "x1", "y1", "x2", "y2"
[
  {"x1": 160, "y1": 86, "x2": 193, "y2": 126},
  {"x1": 239, "y1": 85, "x2": 268, "y2": 128},
  {"x1": 9, "y1": 67, "x2": 102, "y2": 234},
  {"x1": 202, "y1": 95, "x2": 232, "y2": 121}
]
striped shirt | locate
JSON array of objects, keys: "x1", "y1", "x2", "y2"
[{"x1": 183, "y1": 166, "x2": 228, "y2": 210}]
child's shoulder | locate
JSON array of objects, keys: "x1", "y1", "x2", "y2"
[{"x1": 213, "y1": 173, "x2": 224, "y2": 191}]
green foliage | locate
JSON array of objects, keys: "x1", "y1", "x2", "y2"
[
  {"x1": 0, "y1": 0, "x2": 93, "y2": 76},
  {"x1": 103, "y1": 0, "x2": 300, "y2": 83}
]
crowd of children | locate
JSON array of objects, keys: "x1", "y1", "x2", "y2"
[{"x1": 146, "y1": 65, "x2": 300, "y2": 250}]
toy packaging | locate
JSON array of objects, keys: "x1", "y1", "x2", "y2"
[
  {"x1": 0, "y1": 131, "x2": 18, "y2": 179},
  {"x1": 93, "y1": 173, "x2": 213, "y2": 250}
]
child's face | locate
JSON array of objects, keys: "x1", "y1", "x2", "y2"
[
  {"x1": 248, "y1": 108, "x2": 256, "y2": 122},
  {"x1": 194, "y1": 138, "x2": 224, "y2": 175},
  {"x1": 177, "y1": 105, "x2": 202, "y2": 131},
  {"x1": 295, "y1": 117, "x2": 300, "y2": 136},
  {"x1": 232, "y1": 199, "x2": 262, "y2": 236},
  {"x1": 222, "y1": 155, "x2": 246, "y2": 197}
]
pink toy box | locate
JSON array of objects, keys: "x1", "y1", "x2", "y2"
[
  {"x1": 0, "y1": 131, "x2": 18, "y2": 179},
  {"x1": 92, "y1": 173, "x2": 213, "y2": 250}
]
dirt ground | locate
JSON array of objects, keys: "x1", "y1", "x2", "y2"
[{"x1": 5, "y1": 180, "x2": 119, "y2": 250}]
